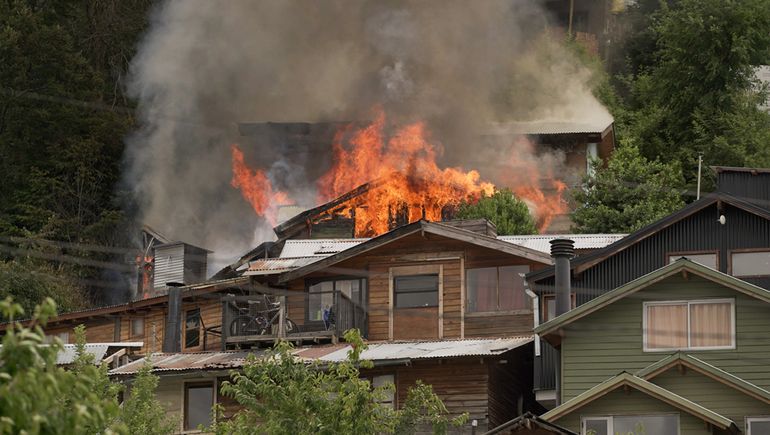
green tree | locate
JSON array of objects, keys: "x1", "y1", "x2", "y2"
[
  {"x1": 571, "y1": 145, "x2": 685, "y2": 233},
  {"x1": 621, "y1": 0, "x2": 770, "y2": 184},
  {"x1": 213, "y1": 329, "x2": 467, "y2": 435},
  {"x1": 456, "y1": 189, "x2": 538, "y2": 235},
  {"x1": 117, "y1": 363, "x2": 177, "y2": 435},
  {"x1": 0, "y1": 259, "x2": 88, "y2": 321},
  {"x1": 0, "y1": 298, "x2": 125, "y2": 434}
]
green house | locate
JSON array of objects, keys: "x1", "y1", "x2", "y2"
[{"x1": 535, "y1": 258, "x2": 770, "y2": 435}]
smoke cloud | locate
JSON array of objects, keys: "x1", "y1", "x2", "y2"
[{"x1": 124, "y1": 0, "x2": 612, "y2": 269}]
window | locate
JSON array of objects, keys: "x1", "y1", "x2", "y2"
[
  {"x1": 731, "y1": 250, "x2": 770, "y2": 277},
  {"x1": 130, "y1": 318, "x2": 145, "y2": 338},
  {"x1": 466, "y1": 265, "x2": 529, "y2": 313},
  {"x1": 747, "y1": 417, "x2": 770, "y2": 434},
  {"x1": 184, "y1": 382, "x2": 214, "y2": 431},
  {"x1": 582, "y1": 415, "x2": 678, "y2": 435},
  {"x1": 394, "y1": 274, "x2": 438, "y2": 308},
  {"x1": 644, "y1": 299, "x2": 734, "y2": 351},
  {"x1": 308, "y1": 279, "x2": 366, "y2": 321},
  {"x1": 45, "y1": 331, "x2": 70, "y2": 344},
  {"x1": 371, "y1": 374, "x2": 395, "y2": 408},
  {"x1": 185, "y1": 309, "x2": 201, "y2": 348},
  {"x1": 542, "y1": 294, "x2": 577, "y2": 322},
  {"x1": 667, "y1": 252, "x2": 718, "y2": 270}
]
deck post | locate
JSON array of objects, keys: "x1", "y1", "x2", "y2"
[{"x1": 278, "y1": 295, "x2": 286, "y2": 338}]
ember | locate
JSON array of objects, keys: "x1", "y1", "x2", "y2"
[{"x1": 230, "y1": 108, "x2": 568, "y2": 235}]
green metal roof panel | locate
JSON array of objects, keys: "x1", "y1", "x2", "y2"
[
  {"x1": 541, "y1": 372, "x2": 737, "y2": 431},
  {"x1": 535, "y1": 258, "x2": 770, "y2": 337}
]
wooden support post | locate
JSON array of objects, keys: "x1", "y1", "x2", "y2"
[
  {"x1": 221, "y1": 300, "x2": 230, "y2": 351},
  {"x1": 438, "y1": 264, "x2": 444, "y2": 339},
  {"x1": 388, "y1": 268, "x2": 394, "y2": 341},
  {"x1": 278, "y1": 296, "x2": 286, "y2": 338},
  {"x1": 460, "y1": 257, "x2": 465, "y2": 339}
]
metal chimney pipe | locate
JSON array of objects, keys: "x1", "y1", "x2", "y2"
[
  {"x1": 162, "y1": 285, "x2": 184, "y2": 353},
  {"x1": 550, "y1": 238, "x2": 575, "y2": 317}
]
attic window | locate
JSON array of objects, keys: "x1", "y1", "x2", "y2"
[
  {"x1": 643, "y1": 299, "x2": 734, "y2": 352},
  {"x1": 466, "y1": 265, "x2": 530, "y2": 313},
  {"x1": 730, "y1": 249, "x2": 770, "y2": 277},
  {"x1": 582, "y1": 415, "x2": 678, "y2": 435},
  {"x1": 666, "y1": 251, "x2": 718, "y2": 270}
]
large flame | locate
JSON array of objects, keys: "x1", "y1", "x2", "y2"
[
  {"x1": 230, "y1": 109, "x2": 569, "y2": 235},
  {"x1": 230, "y1": 144, "x2": 293, "y2": 225}
]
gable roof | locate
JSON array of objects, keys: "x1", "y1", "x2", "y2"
[
  {"x1": 535, "y1": 258, "x2": 770, "y2": 341},
  {"x1": 276, "y1": 220, "x2": 553, "y2": 284},
  {"x1": 541, "y1": 372, "x2": 737, "y2": 432},
  {"x1": 527, "y1": 193, "x2": 770, "y2": 281},
  {"x1": 482, "y1": 412, "x2": 577, "y2": 435},
  {"x1": 637, "y1": 352, "x2": 770, "y2": 405}
]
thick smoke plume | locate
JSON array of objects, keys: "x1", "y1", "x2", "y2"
[{"x1": 125, "y1": 0, "x2": 612, "y2": 268}]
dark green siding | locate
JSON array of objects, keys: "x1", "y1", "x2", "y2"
[
  {"x1": 561, "y1": 274, "x2": 770, "y2": 401},
  {"x1": 553, "y1": 389, "x2": 715, "y2": 435}
]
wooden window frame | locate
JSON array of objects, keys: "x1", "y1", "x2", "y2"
[
  {"x1": 465, "y1": 265, "x2": 530, "y2": 314},
  {"x1": 184, "y1": 308, "x2": 201, "y2": 350},
  {"x1": 541, "y1": 293, "x2": 577, "y2": 322},
  {"x1": 665, "y1": 250, "x2": 719, "y2": 269},
  {"x1": 305, "y1": 277, "x2": 367, "y2": 323},
  {"x1": 183, "y1": 381, "x2": 215, "y2": 432},
  {"x1": 746, "y1": 416, "x2": 770, "y2": 435},
  {"x1": 393, "y1": 274, "x2": 439, "y2": 309},
  {"x1": 728, "y1": 248, "x2": 770, "y2": 278},
  {"x1": 129, "y1": 317, "x2": 145, "y2": 339},
  {"x1": 642, "y1": 299, "x2": 735, "y2": 352}
]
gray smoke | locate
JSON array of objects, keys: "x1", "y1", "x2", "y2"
[{"x1": 124, "y1": 0, "x2": 612, "y2": 269}]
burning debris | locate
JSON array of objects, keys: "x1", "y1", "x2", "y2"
[{"x1": 230, "y1": 108, "x2": 569, "y2": 236}]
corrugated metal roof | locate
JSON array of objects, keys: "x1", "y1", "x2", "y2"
[
  {"x1": 56, "y1": 342, "x2": 143, "y2": 365},
  {"x1": 487, "y1": 119, "x2": 613, "y2": 135},
  {"x1": 245, "y1": 257, "x2": 324, "y2": 275},
  {"x1": 110, "y1": 337, "x2": 532, "y2": 375},
  {"x1": 497, "y1": 234, "x2": 626, "y2": 254},
  {"x1": 279, "y1": 239, "x2": 369, "y2": 258},
  {"x1": 306, "y1": 336, "x2": 533, "y2": 363},
  {"x1": 109, "y1": 351, "x2": 260, "y2": 375}
]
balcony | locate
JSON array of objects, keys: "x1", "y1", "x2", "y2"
[{"x1": 221, "y1": 288, "x2": 367, "y2": 349}]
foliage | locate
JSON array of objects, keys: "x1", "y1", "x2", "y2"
[
  {"x1": 0, "y1": 298, "x2": 126, "y2": 434},
  {"x1": 117, "y1": 362, "x2": 177, "y2": 435},
  {"x1": 571, "y1": 145, "x2": 685, "y2": 234},
  {"x1": 618, "y1": 0, "x2": 770, "y2": 185},
  {"x1": 456, "y1": 189, "x2": 538, "y2": 235},
  {"x1": 0, "y1": 259, "x2": 88, "y2": 321},
  {"x1": 0, "y1": 0, "x2": 151, "y2": 305},
  {"x1": 213, "y1": 329, "x2": 467, "y2": 435}
]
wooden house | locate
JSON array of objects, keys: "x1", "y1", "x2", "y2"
[
  {"x1": 527, "y1": 167, "x2": 770, "y2": 408},
  {"x1": 535, "y1": 259, "x2": 770, "y2": 434}
]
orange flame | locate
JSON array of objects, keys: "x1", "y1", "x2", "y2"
[
  {"x1": 317, "y1": 109, "x2": 495, "y2": 236},
  {"x1": 230, "y1": 108, "x2": 569, "y2": 235},
  {"x1": 230, "y1": 144, "x2": 293, "y2": 225}
]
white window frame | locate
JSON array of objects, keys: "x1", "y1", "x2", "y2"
[
  {"x1": 642, "y1": 299, "x2": 736, "y2": 352},
  {"x1": 582, "y1": 416, "x2": 611, "y2": 435},
  {"x1": 747, "y1": 416, "x2": 770, "y2": 434}
]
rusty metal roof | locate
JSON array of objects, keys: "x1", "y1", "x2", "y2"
[
  {"x1": 110, "y1": 337, "x2": 533, "y2": 375},
  {"x1": 109, "y1": 350, "x2": 261, "y2": 375},
  {"x1": 56, "y1": 342, "x2": 143, "y2": 365},
  {"x1": 497, "y1": 234, "x2": 627, "y2": 254}
]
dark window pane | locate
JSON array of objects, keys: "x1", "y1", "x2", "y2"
[
  {"x1": 750, "y1": 419, "x2": 770, "y2": 434},
  {"x1": 394, "y1": 275, "x2": 438, "y2": 308},
  {"x1": 467, "y1": 268, "x2": 497, "y2": 312},
  {"x1": 131, "y1": 318, "x2": 144, "y2": 337},
  {"x1": 185, "y1": 309, "x2": 200, "y2": 348},
  {"x1": 185, "y1": 384, "x2": 213, "y2": 430},
  {"x1": 499, "y1": 265, "x2": 529, "y2": 310},
  {"x1": 308, "y1": 281, "x2": 334, "y2": 321},
  {"x1": 394, "y1": 275, "x2": 438, "y2": 293},
  {"x1": 583, "y1": 418, "x2": 608, "y2": 435}
]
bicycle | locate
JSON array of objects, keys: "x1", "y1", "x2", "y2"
[{"x1": 229, "y1": 294, "x2": 298, "y2": 336}]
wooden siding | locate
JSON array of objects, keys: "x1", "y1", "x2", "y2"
[
  {"x1": 151, "y1": 374, "x2": 219, "y2": 434},
  {"x1": 651, "y1": 368, "x2": 770, "y2": 433},
  {"x1": 488, "y1": 344, "x2": 541, "y2": 429},
  {"x1": 561, "y1": 274, "x2": 770, "y2": 401},
  {"x1": 154, "y1": 244, "x2": 185, "y2": 290},
  {"x1": 552, "y1": 388, "x2": 717, "y2": 435},
  {"x1": 294, "y1": 231, "x2": 545, "y2": 341}
]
